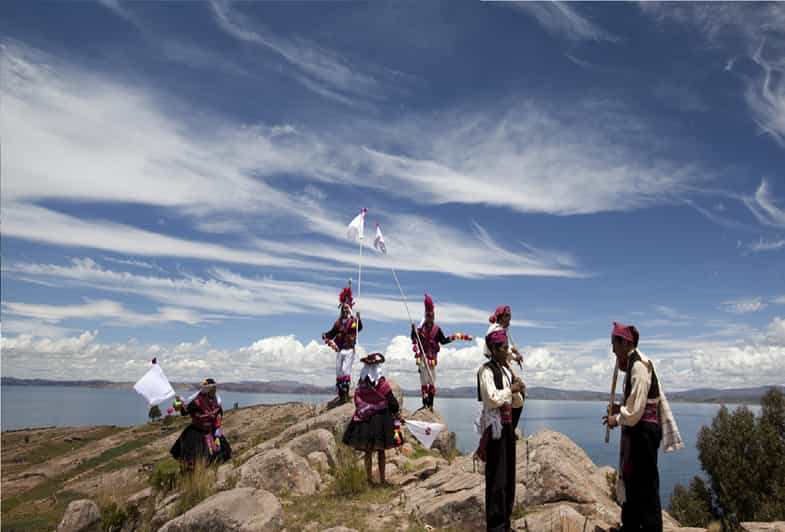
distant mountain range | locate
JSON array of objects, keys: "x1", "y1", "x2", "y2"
[{"x1": 3, "y1": 377, "x2": 782, "y2": 404}]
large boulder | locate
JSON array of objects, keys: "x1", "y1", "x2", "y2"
[
  {"x1": 402, "y1": 455, "x2": 485, "y2": 529},
  {"x1": 56, "y1": 499, "x2": 100, "y2": 532},
  {"x1": 238, "y1": 448, "x2": 321, "y2": 496},
  {"x1": 285, "y1": 428, "x2": 337, "y2": 467},
  {"x1": 157, "y1": 487, "x2": 283, "y2": 532},
  {"x1": 513, "y1": 503, "x2": 614, "y2": 532}
]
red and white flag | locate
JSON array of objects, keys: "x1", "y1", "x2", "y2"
[
  {"x1": 347, "y1": 208, "x2": 367, "y2": 242},
  {"x1": 373, "y1": 223, "x2": 387, "y2": 254}
]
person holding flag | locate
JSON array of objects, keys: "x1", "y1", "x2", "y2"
[
  {"x1": 411, "y1": 294, "x2": 472, "y2": 410},
  {"x1": 323, "y1": 285, "x2": 363, "y2": 403},
  {"x1": 170, "y1": 378, "x2": 232, "y2": 469}
]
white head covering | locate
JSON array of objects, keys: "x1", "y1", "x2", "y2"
[{"x1": 359, "y1": 361, "x2": 384, "y2": 385}]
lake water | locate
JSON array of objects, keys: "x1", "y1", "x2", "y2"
[{"x1": 1, "y1": 385, "x2": 759, "y2": 505}]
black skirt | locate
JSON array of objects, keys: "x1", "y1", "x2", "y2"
[
  {"x1": 170, "y1": 425, "x2": 232, "y2": 465},
  {"x1": 343, "y1": 408, "x2": 398, "y2": 451}
]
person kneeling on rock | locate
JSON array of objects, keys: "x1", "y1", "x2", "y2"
[
  {"x1": 342, "y1": 353, "x2": 403, "y2": 485},
  {"x1": 170, "y1": 378, "x2": 232, "y2": 470}
]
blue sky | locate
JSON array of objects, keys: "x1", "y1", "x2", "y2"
[{"x1": 1, "y1": 1, "x2": 784, "y2": 391}]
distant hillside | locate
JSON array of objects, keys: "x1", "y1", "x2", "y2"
[{"x1": 3, "y1": 377, "x2": 781, "y2": 404}]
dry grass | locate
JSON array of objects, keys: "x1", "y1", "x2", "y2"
[{"x1": 173, "y1": 461, "x2": 217, "y2": 516}]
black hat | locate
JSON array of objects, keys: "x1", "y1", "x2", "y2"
[{"x1": 360, "y1": 352, "x2": 385, "y2": 365}]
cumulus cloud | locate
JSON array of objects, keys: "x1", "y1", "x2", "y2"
[{"x1": 4, "y1": 317, "x2": 784, "y2": 390}]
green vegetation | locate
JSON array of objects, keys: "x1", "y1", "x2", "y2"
[
  {"x1": 173, "y1": 462, "x2": 217, "y2": 516},
  {"x1": 1, "y1": 427, "x2": 159, "y2": 532},
  {"x1": 333, "y1": 443, "x2": 368, "y2": 496},
  {"x1": 669, "y1": 387, "x2": 785, "y2": 528},
  {"x1": 150, "y1": 457, "x2": 180, "y2": 492},
  {"x1": 148, "y1": 405, "x2": 162, "y2": 422}
]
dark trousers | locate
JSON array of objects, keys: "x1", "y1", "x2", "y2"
[
  {"x1": 485, "y1": 423, "x2": 516, "y2": 532},
  {"x1": 621, "y1": 422, "x2": 663, "y2": 532},
  {"x1": 512, "y1": 407, "x2": 522, "y2": 432}
]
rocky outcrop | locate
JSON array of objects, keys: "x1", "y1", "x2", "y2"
[
  {"x1": 157, "y1": 487, "x2": 283, "y2": 532},
  {"x1": 238, "y1": 447, "x2": 321, "y2": 496},
  {"x1": 285, "y1": 428, "x2": 338, "y2": 467},
  {"x1": 56, "y1": 499, "x2": 100, "y2": 532}
]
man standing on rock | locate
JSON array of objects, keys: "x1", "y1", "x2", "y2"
[
  {"x1": 323, "y1": 286, "x2": 363, "y2": 403},
  {"x1": 603, "y1": 322, "x2": 684, "y2": 532},
  {"x1": 476, "y1": 328, "x2": 524, "y2": 532},
  {"x1": 411, "y1": 294, "x2": 471, "y2": 410}
]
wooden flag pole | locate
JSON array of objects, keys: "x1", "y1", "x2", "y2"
[{"x1": 605, "y1": 359, "x2": 619, "y2": 444}]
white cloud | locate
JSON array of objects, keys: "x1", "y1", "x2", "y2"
[
  {"x1": 720, "y1": 297, "x2": 767, "y2": 314},
  {"x1": 3, "y1": 258, "x2": 514, "y2": 325},
  {"x1": 744, "y1": 179, "x2": 785, "y2": 228},
  {"x1": 208, "y1": 0, "x2": 391, "y2": 106},
  {"x1": 513, "y1": 2, "x2": 619, "y2": 43},
  {"x1": 2, "y1": 299, "x2": 207, "y2": 326},
  {"x1": 4, "y1": 316, "x2": 785, "y2": 390},
  {"x1": 739, "y1": 237, "x2": 785, "y2": 253}
]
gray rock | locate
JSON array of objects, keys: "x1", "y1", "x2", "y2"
[
  {"x1": 238, "y1": 447, "x2": 321, "y2": 496},
  {"x1": 513, "y1": 503, "x2": 614, "y2": 532},
  {"x1": 125, "y1": 487, "x2": 152, "y2": 507},
  {"x1": 321, "y1": 528, "x2": 359, "y2": 532},
  {"x1": 158, "y1": 487, "x2": 283, "y2": 532},
  {"x1": 307, "y1": 451, "x2": 331, "y2": 474},
  {"x1": 56, "y1": 499, "x2": 100, "y2": 532},
  {"x1": 286, "y1": 428, "x2": 337, "y2": 467}
]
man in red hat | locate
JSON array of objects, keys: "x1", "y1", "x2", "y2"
[
  {"x1": 411, "y1": 293, "x2": 467, "y2": 410},
  {"x1": 323, "y1": 286, "x2": 363, "y2": 403},
  {"x1": 603, "y1": 321, "x2": 683, "y2": 532}
]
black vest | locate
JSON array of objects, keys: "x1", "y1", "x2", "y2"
[
  {"x1": 623, "y1": 350, "x2": 660, "y2": 402},
  {"x1": 477, "y1": 360, "x2": 505, "y2": 401}
]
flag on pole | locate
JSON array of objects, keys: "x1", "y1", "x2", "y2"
[
  {"x1": 347, "y1": 208, "x2": 367, "y2": 242},
  {"x1": 373, "y1": 223, "x2": 387, "y2": 254},
  {"x1": 405, "y1": 420, "x2": 444, "y2": 449},
  {"x1": 134, "y1": 358, "x2": 176, "y2": 406}
]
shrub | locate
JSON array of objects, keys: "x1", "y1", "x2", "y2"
[
  {"x1": 150, "y1": 457, "x2": 180, "y2": 492},
  {"x1": 332, "y1": 443, "x2": 367, "y2": 496},
  {"x1": 174, "y1": 462, "x2": 217, "y2": 515},
  {"x1": 669, "y1": 387, "x2": 785, "y2": 526},
  {"x1": 99, "y1": 500, "x2": 128, "y2": 532}
]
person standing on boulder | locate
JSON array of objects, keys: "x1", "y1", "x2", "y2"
[
  {"x1": 342, "y1": 353, "x2": 403, "y2": 485},
  {"x1": 411, "y1": 294, "x2": 471, "y2": 410},
  {"x1": 476, "y1": 328, "x2": 524, "y2": 532},
  {"x1": 603, "y1": 322, "x2": 684, "y2": 532},
  {"x1": 323, "y1": 285, "x2": 363, "y2": 403},
  {"x1": 484, "y1": 306, "x2": 525, "y2": 435}
]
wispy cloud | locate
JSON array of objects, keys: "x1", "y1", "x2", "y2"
[
  {"x1": 738, "y1": 237, "x2": 785, "y2": 253},
  {"x1": 208, "y1": 0, "x2": 392, "y2": 106},
  {"x1": 2, "y1": 299, "x2": 208, "y2": 326},
  {"x1": 512, "y1": 2, "x2": 619, "y2": 43},
  {"x1": 720, "y1": 297, "x2": 767, "y2": 314},
  {"x1": 744, "y1": 179, "x2": 785, "y2": 227},
  {"x1": 3, "y1": 258, "x2": 525, "y2": 325}
]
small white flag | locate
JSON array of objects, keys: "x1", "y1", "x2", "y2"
[
  {"x1": 347, "y1": 208, "x2": 367, "y2": 242},
  {"x1": 405, "y1": 420, "x2": 444, "y2": 449},
  {"x1": 373, "y1": 223, "x2": 387, "y2": 254},
  {"x1": 134, "y1": 359, "x2": 176, "y2": 406}
]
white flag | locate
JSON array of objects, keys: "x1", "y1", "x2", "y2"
[
  {"x1": 134, "y1": 360, "x2": 176, "y2": 406},
  {"x1": 373, "y1": 223, "x2": 387, "y2": 254},
  {"x1": 405, "y1": 420, "x2": 444, "y2": 449},
  {"x1": 347, "y1": 208, "x2": 367, "y2": 241}
]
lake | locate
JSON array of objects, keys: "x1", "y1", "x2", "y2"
[{"x1": 1, "y1": 385, "x2": 758, "y2": 505}]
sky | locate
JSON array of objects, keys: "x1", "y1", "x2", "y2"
[{"x1": 1, "y1": 1, "x2": 784, "y2": 392}]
